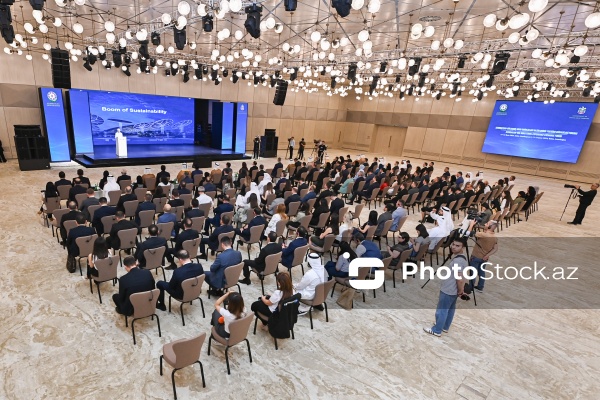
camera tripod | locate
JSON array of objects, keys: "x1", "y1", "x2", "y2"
[
  {"x1": 559, "y1": 188, "x2": 577, "y2": 221},
  {"x1": 310, "y1": 145, "x2": 318, "y2": 159}
]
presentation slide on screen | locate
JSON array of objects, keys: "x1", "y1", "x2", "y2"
[
  {"x1": 482, "y1": 100, "x2": 598, "y2": 163},
  {"x1": 70, "y1": 90, "x2": 195, "y2": 146}
]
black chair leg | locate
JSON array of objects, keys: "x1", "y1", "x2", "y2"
[
  {"x1": 324, "y1": 301, "x2": 329, "y2": 322},
  {"x1": 308, "y1": 308, "x2": 313, "y2": 329},
  {"x1": 168, "y1": 296, "x2": 172, "y2": 312},
  {"x1": 330, "y1": 282, "x2": 337, "y2": 297},
  {"x1": 225, "y1": 346, "x2": 231, "y2": 375},
  {"x1": 96, "y1": 282, "x2": 103, "y2": 303},
  {"x1": 207, "y1": 334, "x2": 213, "y2": 355},
  {"x1": 197, "y1": 361, "x2": 206, "y2": 387},
  {"x1": 199, "y1": 297, "x2": 205, "y2": 318},
  {"x1": 180, "y1": 303, "x2": 185, "y2": 326},
  {"x1": 159, "y1": 355, "x2": 163, "y2": 375},
  {"x1": 156, "y1": 314, "x2": 162, "y2": 337},
  {"x1": 253, "y1": 316, "x2": 258, "y2": 334},
  {"x1": 392, "y1": 270, "x2": 397, "y2": 288},
  {"x1": 274, "y1": 337, "x2": 278, "y2": 350},
  {"x1": 89, "y1": 277, "x2": 93, "y2": 294},
  {"x1": 245, "y1": 338, "x2": 253, "y2": 363},
  {"x1": 260, "y1": 279, "x2": 265, "y2": 296},
  {"x1": 171, "y1": 368, "x2": 178, "y2": 400},
  {"x1": 131, "y1": 319, "x2": 136, "y2": 345}
]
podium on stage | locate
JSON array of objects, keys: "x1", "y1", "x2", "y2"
[{"x1": 115, "y1": 129, "x2": 127, "y2": 157}]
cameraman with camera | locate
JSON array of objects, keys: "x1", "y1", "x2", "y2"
[
  {"x1": 317, "y1": 141, "x2": 327, "y2": 164},
  {"x1": 466, "y1": 219, "x2": 498, "y2": 293},
  {"x1": 298, "y1": 138, "x2": 306, "y2": 160},
  {"x1": 567, "y1": 183, "x2": 598, "y2": 225}
]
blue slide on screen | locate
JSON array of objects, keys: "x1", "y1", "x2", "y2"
[
  {"x1": 70, "y1": 90, "x2": 195, "y2": 146},
  {"x1": 40, "y1": 88, "x2": 71, "y2": 162},
  {"x1": 235, "y1": 103, "x2": 248, "y2": 153},
  {"x1": 482, "y1": 100, "x2": 598, "y2": 163}
]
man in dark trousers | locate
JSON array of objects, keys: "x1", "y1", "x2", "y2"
[
  {"x1": 284, "y1": 187, "x2": 302, "y2": 213},
  {"x1": 0, "y1": 139, "x2": 6, "y2": 162},
  {"x1": 205, "y1": 236, "x2": 242, "y2": 296},
  {"x1": 92, "y1": 197, "x2": 116, "y2": 235},
  {"x1": 155, "y1": 249, "x2": 204, "y2": 311},
  {"x1": 69, "y1": 178, "x2": 87, "y2": 203},
  {"x1": 236, "y1": 208, "x2": 267, "y2": 242},
  {"x1": 55, "y1": 171, "x2": 71, "y2": 188},
  {"x1": 116, "y1": 186, "x2": 137, "y2": 213},
  {"x1": 239, "y1": 232, "x2": 282, "y2": 285},
  {"x1": 204, "y1": 195, "x2": 233, "y2": 235},
  {"x1": 72, "y1": 169, "x2": 91, "y2": 187},
  {"x1": 66, "y1": 213, "x2": 96, "y2": 258},
  {"x1": 116, "y1": 169, "x2": 131, "y2": 185},
  {"x1": 156, "y1": 165, "x2": 170, "y2": 183},
  {"x1": 166, "y1": 218, "x2": 199, "y2": 269},
  {"x1": 298, "y1": 138, "x2": 306, "y2": 160},
  {"x1": 60, "y1": 201, "x2": 83, "y2": 244},
  {"x1": 79, "y1": 188, "x2": 100, "y2": 222},
  {"x1": 112, "y1": 256, "x2": 156, "y2": 316},
  {"x1": 569, "y1": 183, "x2": 598, "y2": 225},
  {"x1": 108, "y1": 211, "x2": 139, "y2": 251},
  {"x1": 135, "y1": 193, "x2": 156, "y2": 225},
  {"x1": 253, "y1": 136, "x2": 260, "y2": 159},
  {"x1": 135, "y1": 224, "x2": 167, "y2": 269},
  {"x1": 200, "y1": 214, "x2": 235, "y2": 258}
]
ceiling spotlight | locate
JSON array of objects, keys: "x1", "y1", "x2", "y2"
[
  {"x1": 284, "y1": 0, "x2": 297, "y2": 12},
  {"x1": 332, "y1": 0, "x2": 352, "y2": 18},
  {"x1": 348, "y1": 63, "x2": 357, "y2": 82},
  {"x1": 492, "y1": 53, "x2": 510, "y2": 75},
  {"x1": 290, "y1": 68, "x2": 298, "y2": 81},
  {"x1": 151, "y1": 31, "x2": 161, "y2": 46},
  {"x1": 183, "y1": 71, "x2": 190, "y2": 83},
  {"x1": 244, "y1": 4, "x2": 262, "y2": 39},
  {"x1": 173, "y1": 26, "x2": 186, "y2": 50},
  {"x1": 408, "y1": 57, "x2": 422, "y2": 76},
  {"x1": 379, "y1": 61, "x2": 387, "y2": 73},
  {"x1": 83, "y1": 60, "x2": 92, "y2": 71},
  {"x1": 112, "y1": 50, "x2": 122, "y2": 67},
  {"x1": 202, "y1": 15, "x2": 213, "y2": 32},
  {"x1": 138, "y1": 41, "x2": 150, "y2": 59},
  {"x1": 122, "y1": 65, "x2": 131, "y2": 76}
]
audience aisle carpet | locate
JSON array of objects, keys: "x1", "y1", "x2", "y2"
[{"x1": 0, "y1": 150, "x2": 598, "y2": 399}]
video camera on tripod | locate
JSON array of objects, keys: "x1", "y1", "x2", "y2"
[
  {"x1": 457, "y1": 206, "x2": 487, "y2": 237},
  {"x1": 564, "y1": 184, "x2": 577, "y2": 189}
]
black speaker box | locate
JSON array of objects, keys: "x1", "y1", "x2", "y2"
[
  {"x1": 51, "y1": 48, "x2": 71, "y2": 89},
  {"x1": 273, "y1": 79, "x2": 288, "y2": 106},
  {"x1": 14, "y1": 125, "x2": 50, "y2": 170}
]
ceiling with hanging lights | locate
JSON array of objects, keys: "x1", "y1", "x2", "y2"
[{"x1": 1, "y1": 0, "x2": 600, "y2": 103}]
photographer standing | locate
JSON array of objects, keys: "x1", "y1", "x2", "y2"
[
  {"x1": 568, "y1": 183, "x2": 598, "y2": 225},
  {"x1": 253, "y1": 136, "x2": 260, "y2": 159},
  {"x1": 288, "y1": 136, "x2": 295, "y2": 160},
  {"x1": 467, "y1": 220, "x2": 498, "y2": 292},
  {"x1": 423, "y1": 237, "x2": 469, "y2": 337},
  {"x1": 298, "y1": 138, "x2": 306, "y2": 160},
  {"x1": 317, "y1": 140, "x2": 327, "y2": 164}
]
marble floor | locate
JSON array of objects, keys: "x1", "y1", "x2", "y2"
[{"x1": 1, "y1": 149, "x2": 599, "y2": 400}]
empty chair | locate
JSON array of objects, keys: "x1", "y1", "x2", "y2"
[
  {"x1": 144, "y1": 246, "x2": 167, "y2": 281},
  {"x1": 75, "y1": 234, "x2": 98, "y2": 276},
  {"x1": 145, "y1": 177, "x2": 157, "y2": 191},
  {"x1": 373, "y1": 219, "x2": 394, "y2": 249},
  {"x1": 207, "y1": 314, "x2": 254, "y2": 375},
  {"x1": 350, "y1": 204, "x2": 365, "y2": 226},
  {"x1": 138, "y1": 210, "x2": 156, "y2": 237},
  {"x1": 160, "y1": 333, "x2": 206, "y2": 400},
  {"x1": 190, "y1": 216, "x2": 207, "y2": 234},
  {"x1": 168, "y1": 275, "x2": 206, "y2": 326},
  {"x1": 365, "y1": 188, "x2": 380, "y2": 210},
  {"x1": 57, "y1": 185, "x2": 71, "y2": 203},
  {"x1": 107, "y1": 190, "x2": 122, "y2": 206},
  {"x1": 89, "y1": 255, "x2": 120, "y2": 303},
  {"x1": 252, "y1": 252, "x2": 282, "y2": 296},
  {"x1": 237, "y1": 224, "x2": 264, "y2": 258},
  {"x1": 299, "y1": 279, "x2": 335, "y2": 329},
  {"x1": 126, "y1": 289, "x2": 162, "y2": 345},
  {"x1": 51, "y1": 208, "x2": 70, "y2": 238},
  {"x1": 287, "y1": 201, "x2": 301, "y2": 217}
]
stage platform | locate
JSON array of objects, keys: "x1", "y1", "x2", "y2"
[{"x1": 74, "y1": 144, "x2": 249, "y2": 168}]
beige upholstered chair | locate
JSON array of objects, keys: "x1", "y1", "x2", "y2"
[
  {"x1": 51, "y1": 208, "x2": 69, "y2": 239},
  {"x1": 190, "y1": 216, "x2": 206, "y2": 233},
  {"x1": 182, "y1": 238, "x2": 201, "y2": 263},
  {"x1": 180, "y1": 194, "x2": 193, "y2": 209},
  {"x1": 207, "y1": 314, "x2": 253, "y2": 375},
  {"x1": 351, "y1": 203, "x2": 364, "y2": 225},
  {"x1": 123, "y1": 200, "x2": 139, "y2": 219},
  {"x1": 252, "y1": 252, "x2": 282, "y2": 295},
  {"x1": 207, "y1": 262, "x2": 244, "y2": 299},
  {"x1": 236, "y1": 224, "x2": 264, "y2": 258},
  {"x1": 75, "y1": 234, "x2": 98, "y2": 276},
  {"x1": 119, "y1": 180, "x2": 132, "y2": 193},
  {"x1": 330, "y1": 266, "x2": 370, "y2": 306},
  {"x1": 287, "y1": 201, "x2": 301, "y2": 217},
  {"x1": 286, "y1": 244, "x2": 309, "y2": 278},
  {"x1": 168, "y1": 275, "x2": 206, "y2": 326},
  {"x1": 365, "y1": 188, "x2": 380, "y2": 210},
  {"x1": 309, "y1": 234, "x2": 336, "y2": 261},
  {"x1": 138, "y1": 210, "x2": 156, "y2": 236},
  {"x1": 388, "y1": 249, "x2": 413, "y2": 287},
  {"x1": 156, "y1": 221, "x2": 174, "y2": 243},
  {"x1": 300, "y1": 279, "x2": 335, "y2": 329},
  {"x1": 127, "y1": 288, "x2": 161, "y2": 345},
  {"x1": 107, "y1": 190, "x2": 121, "y2": 206},
  {"x1": 100, "y1": 215, "x2": 116, "y2": 237},
  {"x1": 90, "y1": 255, "x2": 120, "y2": 303},
  {"x1": 153, "y1": 197, "x2": 167, "y2": 214},
  {"x1": 135, "y1": 187, "x2": 147, "y2": 202},
  {"x1": 309, "y1": 211, "x2": 330, "y2": 234},
  {"x1": 144, "y1": 246, "x2": 166, "y2": 281},
  {"x1": 160, "y1": 333, "x2": 206, "y2": 399},
  {"x1": 373, "y1": 219, "x2": 394, "y2": 249},
  {"x1": 75, "y1": 193, "x2": 87, "y2": 208},
  {"x1": 117, "y1": 228, "x2": 138, "y2": 260},
  {"x1": 43, "y1": 197, "x2": 61, "y2": 227}
]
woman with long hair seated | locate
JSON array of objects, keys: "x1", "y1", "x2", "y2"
[
  {"x1": 410, "y1": 224, "x2": 430, "y2": 258},
  {"x1": 287, "y1": 202, "x2": 310, "y2": 229},
  {"x1": 86, "y1": 236, "x2": 112, "y2": 280},
  {"x1": 251, "y1": 272, "x2": 295, "y2": 327},
  {"x1": 265, "y1": 203, "x2": 288, "y2": 236},
  {"x1": 309, "y1": 213, "x2": 339, "y2": 247},
  {"x1": 38, "y1": 181, "x2": 59, "y2": 220},
  {"x1": 352, "y1": 210, "x2": 378, "y2": 239},
  {"x1": 212, "y1": 292, "x2": 246, "y2": 338}
]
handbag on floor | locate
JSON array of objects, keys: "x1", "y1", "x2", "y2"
[
  {"x1": 336, "y1": 286, "x2": 355, "y2": 310},
  {"x1": 66, "y1": 254, "x2": 77, "y2": 273}
]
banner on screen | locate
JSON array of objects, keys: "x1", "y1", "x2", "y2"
[
  {"x1": 482, "y1": 101, "x2": 598, "y2": 163},
  {"x1": 40, "y1": 88, "x2": 71, "y2": 162}
]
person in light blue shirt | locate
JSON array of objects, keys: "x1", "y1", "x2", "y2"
[
  {"x1": 391, "y1": 199, "x2": 407, "y2": 231},
  {"x1": 157, "y1": 204, "x2": 177, "y2": 237}
]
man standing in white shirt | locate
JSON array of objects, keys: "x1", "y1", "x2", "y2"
[{"x1": 288, "y1": 136, "x2": 295, "y2": 161}]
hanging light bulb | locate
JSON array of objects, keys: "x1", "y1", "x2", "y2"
[
  {"x1": 454, "y1": 40, "x2": 464, "y2": 50},
  {"x1": 177, "y1": 16, "x2": 187, "y2": 28},
  {"x1": 161, "y1": 13, "x2": 172, "y2": 25},
  {"x1": 235, "y1": 30, "x2": 243, "y2": 40},
  {"x1": 311, "y1": 31, "x2": 321, "y2": 42},
  {"x1": 74, "y1": 0, "x2": 85, "y2": 5},
  {"x1": 351, "y1": 0, "x2": 364, "y2": 10},
  {"x1": 431, "y1": 40, "x2": 440, "y2": 50},
  {"x1": 411, "y1": 23, "x2": 423, "y2": 35},
  {"x1": 526, "y1": 28, "x2": 539, "y2": 41},
  {"x1": 39, "y1": 24, "x2": 48, "y2": 34},
  {"x1": 230, "y1": 0, "x2": 243, "y2": 12},
  {"x1": 198, "y1": 4, "x2": 207, "y2": 16},
  {"x1": 508, "y1": 32, "x2": 520, "y2": 44},
  {"x1": 574, "y1": 45, "x2": 589, "y2": 57},
  {"x1": 367, "y1": 0, "x2": 381, "y2": 13},
  {"x1": 528, "y1": 0, "x2": 548, "y2": 13},
  {"x1": 496, "y1": 18, "x2": 509, "y2": 31},
  {"x1": 178, "y1": 1, "x2": 191, "y2": 15},
  {"x1": 106, "y1": 32, "x2": 115, "y2": 43},
  {"x1": 266, "y1": 17, "x2": 276, "y2": 29},
  {"x1": 53, "y1": 17, "x2": 62, "y2": 27},
  {"x1": 274, "y1": 23, "x2": 283, "y2": 33},
  {"x1": 585, "y1": 12, "x2": 600, "y2": 29},
  {"x1": 358, "y1": 29, "x2": 369, "y2": 42},
  {"x1": 105, "y1": 21, "x2": 115, "y2": 32},
  {"x1": 483, "y1": 14, "x2": 497, "y2": 28},
  {"x1": 508, "y1": 13, "x2": 530, "y2": 29},
  {"x1": 424, "y1": 26, "x2": 435, "y2": 37},
  {"x1": 443, "y1": 37, "x2": 454, "y2": 48},
  {"x1": 531, "y1": 48, "x2": 543, "y2": 58}
]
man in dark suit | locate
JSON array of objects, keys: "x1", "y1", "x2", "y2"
[
  {"x1": 306, "y1": 163, "x2": 319, "y2": 183},
  {"x1": 69, "y1": 178, "x2": 87, "y2": 203},
  {"x1": 135, "y1": 224, "x2": 167, "y2": 269},
  {"x1": 235, "y1": 208, "x2": 266, "y2": 242},
  {"x1": 294, "y1": 162, "x2": 308, "y2": 182},
  {"x1": 178, "y1": 181, "x2": 191, "y2": 195},
  {"x1": 166, "y1": 218, "x2": 199, "y2": 268},
  {"x1": 316, "y1": 181, "x2": 335, "y2": 205},
  {"x1": 72, "y1": 169, "x2": 91, "y2": 187},
  {"x1": 204, "y1": 195, "x2": 233, "y2": 235},
  {"x1": 116, "y1": 169, "x2": 131, "y2": 185},
  {"x1": 116, "y1": 186, "x2": 137, "y2": 213},
  {"x1": 239, "y1": 231, "x2": 282, "y2": 285},
  {"x1": 185, "y1": 199, "x2": 205, "y2": 219},
  {"x1": 66, "y1": 213, "x2": 96, "y2": 257},
  {"x1": 272, "y1": 157, "x2": 284, "y2": 178},
  {"x1": 92, "y1": 197, "x2": 116, "y2": 235},
  {"x1": 155, "y1": 249, "x2": 204, "y2": 311},
  {"x1": 281, "y1": 226, "x2": 308, "y2": 270},
  {"x1": 156, "y1": 165, "x2": 170, "y2": 183},
  {"x1": 418, "y1": 178, "x2": 430, "y2": 195},
  {"x1": 178, "y1": 171, "x2": 193, "y2": 189},
  {"x1": 329, "y1": 193, "x2": 345, "y2": 216},
  {"x1": 135, "y1": 193, "x2": 156, "y2": 225},
  {"x1": 356, "y1": 176, "x2": 378, "y2": 202},
  {"x1": 205, "y1": 236, "x2": 242, "y2": 296},
  {"x1": 249, "y1": 161, "x2": 259, "y2": 179},
  {"x1": 108, "y1": 211, "x2": 139, "y2": 251},
  {"x1": 348, "y1": 171, "x2": 366, "y2": 204},
  {"x1": 255, "y1": 165, "x2": 266, "y2": 184},
  {"x1": 80, "y1": 188, "x2": 99, "y2": 221},
  {"x1": 301, "y1": 185, "x2": 317, "y2": 204},
  {"x1": 168, "y1": 189, "x2": 185, "y2": 208},
  {"x1": 112, "y1": 256, "x2": 156, "y2": 316},
  {"x1": 55, "y1": 171, "x2": 71, "y2": 188},
  {"x1": 569, "y1": 183, "x2": 598, "y2": 225},
  {"x1": 60, "y1": 201, "x2": 84, "y2": 244},
  {"x1": 202, "y1": 179, "x2": 217, "y2": 193},
  {"x1": 284, "y1": 187, "x2": 301, "y2": 213},
  {"x1": 200, "y1": 214, "x2": 234, "y2": 258},
  {"x1": 296, "y1": 178, "x2": 309, "y2": 193}
]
